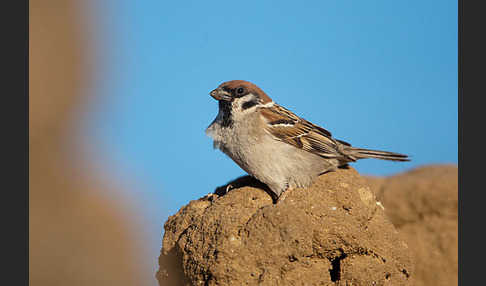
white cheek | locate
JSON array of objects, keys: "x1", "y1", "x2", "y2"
[{"x1": 233, "y1": 93, "x2": 258, "y2": 113}]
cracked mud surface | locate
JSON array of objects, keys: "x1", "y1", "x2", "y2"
[{"x1": 157, "y1": 167, "x2": 414, "y2": 285}]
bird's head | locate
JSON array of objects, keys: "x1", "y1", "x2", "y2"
[{"x1": 210, "y1": 80, "x2": 272, "y2": 111}]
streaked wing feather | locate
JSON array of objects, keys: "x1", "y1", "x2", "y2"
[{"x1": 260, "y1": 104, "x2": 344, "y2": 159}]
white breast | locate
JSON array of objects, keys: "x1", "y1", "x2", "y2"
[{"x1": 206, "y1": 102, "x2": 335, "y2": 197}]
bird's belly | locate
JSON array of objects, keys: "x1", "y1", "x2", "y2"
[{"x1": 220, "y1": 132, "x2": 330, "y2": 191}]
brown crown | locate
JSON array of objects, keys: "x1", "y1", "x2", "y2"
[{"x1": 218, "y1": 80, "x2": 273, "y2": 103}]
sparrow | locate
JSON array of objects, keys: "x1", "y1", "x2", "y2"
[{"x1": 206, "y1": 80, "x2": 409, "y2": 202}]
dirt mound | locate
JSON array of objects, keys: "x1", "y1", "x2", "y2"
[
  {"x1": 365, "y1": 165, "x2": 458, "y2": 286},
  {"x1": 158, "y1": 167, "x2": 414, "y2": 285}
]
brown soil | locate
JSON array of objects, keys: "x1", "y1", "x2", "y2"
[
  {"x1": 158, "y1": 167, "x2": 415, "y2": 285},
  {"x1": 365, "y1": 164, "x2": 458, "y2": 286}
]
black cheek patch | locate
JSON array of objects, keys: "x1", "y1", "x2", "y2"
[{"x1": 242, "y1": 100, "x2": 259, "y2": 110}]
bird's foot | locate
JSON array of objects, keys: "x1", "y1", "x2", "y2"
[{"x1": 225, "y1": 184, "x2": 234, "y2": 194}]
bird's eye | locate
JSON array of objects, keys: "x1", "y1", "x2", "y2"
[{"x1": 236, "y1": 87, "x2": 245, "y2": 95}]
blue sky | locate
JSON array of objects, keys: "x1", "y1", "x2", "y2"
[{"x1": 82, "y1": 0, "x2": 457, "y2": 281}]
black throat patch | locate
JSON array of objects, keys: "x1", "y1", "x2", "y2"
[{"x1": 218, "y1": 100, "x2": 233, "y2": 127}]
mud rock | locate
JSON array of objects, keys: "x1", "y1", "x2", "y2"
[
  {"x1": 158, "y1": 167, "x2": 414, "y2": 285},
  {"x1": 365, "y1": 165, "x2": 458, "y2": 286}
]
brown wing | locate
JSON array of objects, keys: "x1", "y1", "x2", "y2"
[{"x1": 260, "y1": 104, "x2": 353, "y2": 160}]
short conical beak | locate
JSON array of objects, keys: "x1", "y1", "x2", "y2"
[{"x1": 209, "y1": 88, "x2": 232, "y2": 101}]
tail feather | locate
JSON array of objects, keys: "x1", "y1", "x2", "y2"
[{"x1": 345, "y1": 147, "x2": 410, "y2": 162}]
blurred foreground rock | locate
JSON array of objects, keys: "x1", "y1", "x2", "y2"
[
  {"x1": 157, "y1": 167, "x2": 414, "y2": 285},
  {"x1": 365, "y1": 165, "x2": 458, "y2": 286},
  {"x1": 30, "y1": 1, "x2": 153, "y2": 284}
]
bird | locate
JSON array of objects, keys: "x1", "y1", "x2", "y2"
[{"x1": 206, "y1": 80, "x2": 409, "y2": 202}]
